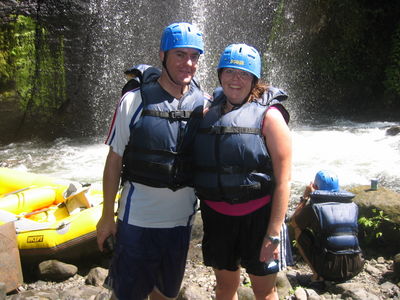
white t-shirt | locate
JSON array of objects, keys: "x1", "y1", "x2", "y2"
[{"x1": 105, "y1": 88, "x2": 198, "y2": 228}]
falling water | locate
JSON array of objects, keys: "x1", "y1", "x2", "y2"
[{"x1": 78, "y1": 0, "x2": 293, "y2": 135}]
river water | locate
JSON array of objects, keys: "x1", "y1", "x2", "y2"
[{"x1": 1, "y1": 121, "x2": 399, "y2": 205}]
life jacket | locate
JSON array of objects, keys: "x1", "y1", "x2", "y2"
[
  {"x1": 310, "y1": 190, "x2": 361, "y2": 254},
  {"x1": 193, "y1": 87, "x2": 289, "y2": 204},
  {"x1": 121, "y1": 66, "x2": 207, "y2": 191}
]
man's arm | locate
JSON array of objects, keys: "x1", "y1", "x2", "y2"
[{"x1": 96, "y1": 147, "x2": 122, "y2": 251}]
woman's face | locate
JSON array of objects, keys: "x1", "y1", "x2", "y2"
[{"x1": 220, "y1": 68, "x2": 253, "y2": 105}]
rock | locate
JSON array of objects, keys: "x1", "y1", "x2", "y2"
[
  {"x1": 377, "y1": 256, "x2": 385, "y2": 264},
  {"x1": 349, "y1": 185, "x2": 400, "y2": 224},
  {"x1": 293, "y1": 287, "x2": 307, "y2": 300},
  {"x1": 191, "y1": 211, "x2": 204, "y2": 241},
  {"x1": 334, "y1": 282, "x2": 380, "y2": 300},
  {"x1": 276, "y1": 271, "x2": 292, "y2": 299},
  {"x1": 0, "y1": 282, "x2": 5, "y2": 300},
  {"x1": 348, "y1": 185, "x2": 400, "y2": 254},
  {"x1": 237, "y1": 286, "x2": 254, "y2": 300},
  {"x1": 6, "y1": 290, "x2": 59, "y2": 300},
  {"x1": 304, "y1": 288, "x2": 321, "y2": 299},
  {"x1": 342, "y1": 288, "x2": 380, "y2": 300},
  {"x1": 59, "y1": 285, "x2": 108, "y2": 299},
  {"x1": 38, "y1": 260, "x2": 78, "y2": 282},
  {"x1": 386, "y1": 126, "x2": 400, "y2": 136},
  {"x1": 178, "y1": 284, "x2": 209, "y2": 300},
  {"x1": 394, "y1": 253, "x2": 400, "y2": 279},
  {"x1": 380, "y1": 280, "x2": 397, "y2": 291},
  {"x1": 364, "y1": 263, "x2": 381, "y2": 276},
  {"x1": 85, "y1": 267, "x2": 108, "y2": 287}
]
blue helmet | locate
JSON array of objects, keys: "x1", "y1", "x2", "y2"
[
  {"x1": 217, "y1": 43, "x2": 261, "y2": 79},
  {"x1": 160, "y1": 22, "x2": 204, "y2": 54},
  {"x1": 314, "y1": 170, "x2": 339, "y2": 191}
]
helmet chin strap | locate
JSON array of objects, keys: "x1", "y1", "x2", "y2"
[{"x1": 162, "y1": 52, "x2": 188, "y2": 94}]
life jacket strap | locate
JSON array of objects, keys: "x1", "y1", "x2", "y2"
[
  {"x1": 125, "y1": 145, "x2": 178, "y2": 156},
  {"x1": 195, "y1": 165, "x2": 265, "y2": 174},
  {"x1": 198, "y1": 126, "x2": 261, "y2": 135},
  {"x1": 142, "y1": 109, "x2": 202, "y2": 120}
]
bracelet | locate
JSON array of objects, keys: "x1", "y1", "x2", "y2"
[{"x1": 264, "y1": 234, "x2": 281, "y2": 245}]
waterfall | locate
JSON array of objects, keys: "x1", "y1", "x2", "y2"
[
  {"x1": 79, "y1": 0, "x2": 292, "y2": 136},
  {"x1": 0, "y1": 0, "x2": 308, "y2": 140},
  {"x1": 3, "y1": 0, "x2": 396, "y2": 142}
]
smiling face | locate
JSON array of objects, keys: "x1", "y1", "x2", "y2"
[
  {"x1": 220, "y1": 68, "x2": 254, "y2": 105},
  {"x1": 160, "y1": 47, "x2": 200, "y2": 86}
]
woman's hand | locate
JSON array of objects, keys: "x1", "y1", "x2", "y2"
[{"x1": 259, "y1": 237, "x2": 279, "y2": 262}]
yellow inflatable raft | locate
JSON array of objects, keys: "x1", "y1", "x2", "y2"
[{"x1": 0, "y1": 168, "x2": 110, "y2": 264}]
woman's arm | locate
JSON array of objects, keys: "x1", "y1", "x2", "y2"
[{"x1": 259, "y1": 107, "x2": 292, "y2": 262}]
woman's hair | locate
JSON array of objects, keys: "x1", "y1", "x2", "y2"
[{"x1": 248, "y1": 79, "x2": 269, "y2": 102}]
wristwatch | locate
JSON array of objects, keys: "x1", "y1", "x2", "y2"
[{"x1": 265, "y1": 235, "x2": 281, "y2": 245}]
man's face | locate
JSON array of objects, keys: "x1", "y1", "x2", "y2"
[{"x1": 161, "y1": 48, "x2": 200, "y2": 86}]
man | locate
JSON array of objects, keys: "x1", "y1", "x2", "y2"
[
  {"x1": 96, "y1": 22, "x2": 207, "y2": 300},
  {"x1": 291, "y1": 170, "x2": 364, "y2": 290}
]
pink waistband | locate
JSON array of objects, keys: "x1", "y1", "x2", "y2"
[{"x1": 204, "y1": 195, "x2": 271, "y2": 216}]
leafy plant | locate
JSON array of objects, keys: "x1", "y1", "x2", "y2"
[{"x1": 358, "y1": 209, "x2": 391, "y2": 243}]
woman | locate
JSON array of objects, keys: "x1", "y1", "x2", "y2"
[{"x1": 193, "y1": 44, "x2": 292, "y2": 300}]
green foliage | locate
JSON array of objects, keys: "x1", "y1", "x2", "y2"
[
  {"x1": 304, "y1": 0, "x2": 400, "y2": 112},
  {"x1": 0, "y1": 15, "x2": 66, "y2": 118},
  {"x1": 384, "y1": 22, "x2": 400, "y2": 98},
  {"x1": 358, "y1": 209, "x2": 389, "y2": 242},
  {"x1": 267, "y1": 0, "x2": 286, "y2": 49},
  {"x1": 358, "y1": 208, "x2": 400, "y2": 249}
]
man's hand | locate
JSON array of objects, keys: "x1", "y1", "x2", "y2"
[
  {"x1": 96, "y1": 215, "x2": 117, "y2": 252},
  {"x1": 302, "y1": 182, "x2": 315, "y2": 200}
]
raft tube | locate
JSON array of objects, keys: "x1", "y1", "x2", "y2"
[{"x1": 0, "y1": 167, "x2": 75, "y2": 203}]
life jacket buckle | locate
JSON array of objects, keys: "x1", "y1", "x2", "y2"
[
  {"x1": 209, "y1": 126, "x2": 222, "y2": 134},
  {"x1": 169, "y1": 110, "x2": 185, "y2": 119}
]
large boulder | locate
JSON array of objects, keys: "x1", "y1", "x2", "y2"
[
  {"x1": 38, "y1": 260, "x2": 78, "y2": 282},
  {"x1": 349, "y1": 185, "x2": 400, "y2": 224},
  {"x1": 348, "y1": 185, "x2": 400, "y2": 255}
]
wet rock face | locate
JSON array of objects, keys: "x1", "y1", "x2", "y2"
[
  {"x1": 0, "y1": 0, "x2": 91, "y2": 24},
  {"x1": 0, "y1": 0, "x2": 37, "y2": 24}
]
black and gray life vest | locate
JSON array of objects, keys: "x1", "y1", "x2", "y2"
[
  {"x1": 122, "y1": 67, "x2": 207, "y2": 191},
  {"x1": 310, "y1": 190, "x2": 361, "y2": 254},
  {"x1": 193, "y1": 87, "x2": 289, "y2": 204}
]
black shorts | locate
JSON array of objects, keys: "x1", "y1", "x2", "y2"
[{"x1": 200, "y1": 201, "x2": 278, "y2": 276}]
